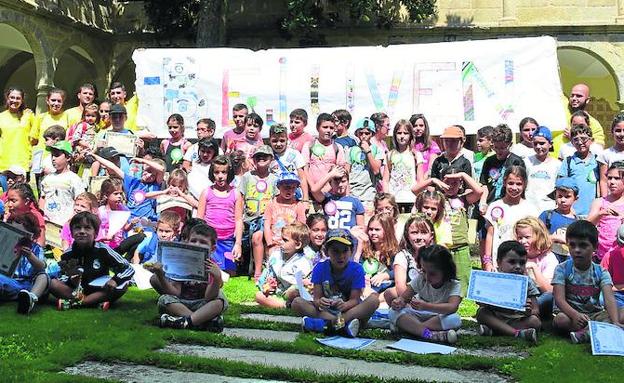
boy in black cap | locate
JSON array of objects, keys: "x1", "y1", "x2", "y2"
[{"x1": 291, "y1": 229, "x2": 379, "y2": 338}]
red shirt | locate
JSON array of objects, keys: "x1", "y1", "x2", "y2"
[{"x1": 601, "y1": 246, "x2": 624, "y2": 286}]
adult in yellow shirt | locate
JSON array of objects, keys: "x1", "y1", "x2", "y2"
[
  {"x1": 552, "y1": 83, "x2": 605, "y2": 157},
  {"x1": 33, "y1": 88, "x2": 71, "y2": 149},
  {"x1": 109, "y1": 81, "x2": 139, "y2": 132},
  {"x1": 0, "y1": 87, "x2": 36, "y2": 171},
  {"x1": 65, "y1": 83, "x2": 97, "y2": 127}
]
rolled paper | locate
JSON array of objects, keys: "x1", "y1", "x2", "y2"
[
  {"x1": 256, "y1": 179, "x2": 268, "y2": 193},
  {"x1": 324, "y1": 201, "x2": 337, "y2": 216}
]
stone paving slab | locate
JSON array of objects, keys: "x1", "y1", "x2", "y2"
[
  {"x1": 63, "y1": 361, "x2": 291, "y2": 383},
  {"x1": 240, "y1": 313, "x2": 301, "y2": 325},
  {"x1": 161, "y1": 343, "x2": 509, "y2": 382},
  {"x1": 224, "y1": 328, "x2": 299, "y2": 343}
]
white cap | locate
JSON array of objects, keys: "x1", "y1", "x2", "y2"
[{"x1": 4, "y1": 165, "x2": 26, "y2": 176}]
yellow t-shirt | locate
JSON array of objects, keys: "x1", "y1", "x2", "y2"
[
  {"x1": 125, "y1": 95, "x2": 139, "y2": 132},
  {"x1": 551, "y1": 95, "x2": 605, "y2": 157},
  {"x1": 33, "y1": 111, "x2": 71, "y2": 149},
  {"x1": 65, "y1": 106, "x2": 83, "y2": 128},
  {"x1": 0, "y1": 109, "x2": 35, "y2": 171}
]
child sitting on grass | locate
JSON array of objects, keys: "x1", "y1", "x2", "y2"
[
  {"x1": 476, "y1": 241, "x2": 541, "y2": 344},
  {"x1": 292, "y1": 229, "x2": 380, "y2": 338},
  {"x1": 50, "y1": 211, "x2": 134, "y2": 310},
  {"x1": 148, "y1": 224, "x2": 228, "y2": 332},
  {"x1": 0, "y1": 213, "x2": 49, "y2": 315},
  {"x1": 389, "y1": 245, "x2": 462, "y2": 344},
  {"x1": 256, "y1": 222, "x2": 312, "y2": 308},
  {"x1": 552, "y1": 220, "x2": 624, "y2": 343},
  {"x1": 601, "y1": 224, "x2": 624, "y2": 308}
]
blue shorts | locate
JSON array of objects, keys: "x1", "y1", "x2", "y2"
[
  {"x1": 214, "y1": 236, "x2": 236, "y2": 272},
  {"x1": 243, "y1": 217, "x2": 264, "y2": 246},
  {"x1": 615, "y1": 291, "x2": 624, "y2": 308},
  {"x1": 0, "y1": 274, "x2": 33, "y2": 300}
]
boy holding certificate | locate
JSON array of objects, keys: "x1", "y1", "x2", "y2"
[
  {"x1": 476, "y1": 241, "x2": 541, "y2": 343},
  {"x1": 552, "y1": 220, "x2": 624, "y2": 343},
  {"x1": 149, "y1": 224, "x2": 228, "y2": 331}
]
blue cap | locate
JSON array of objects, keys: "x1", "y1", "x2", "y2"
[
  {"x1": 554, "y1": 177, "x2": 579, "y2": 194},
  {"x1": 532, "y1": 126, "x2": 552, "y2": 142},
  {"x1": 276, "y1": 172, "x2": 300, "y2": 186},
  {"x1": 355, "y1": 117, "x2": 376, "y2": 133},
  {"x1": 325, "y1": 229, "x2": 353, "y2": 246}
]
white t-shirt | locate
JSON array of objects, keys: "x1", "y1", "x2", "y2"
[
  {"x1": 41, "y1": 171, "x2": 86, "y2": 225},
  {"x1": 485, "y1": 199, "x2": 539, "y2": 264},
  {"x1": 523, "y1": 155, "x2": 561, "y2": 213},
  {"x1": 267, "y1": 249, "x2": 313, "y2": 290},
  {"x1": 393, "y1": 249, "x2": 419, "y2": 284},
  {"x1": 510, "y1": 143, "x2": 535, "y2": 159},
  {"x1": 409, "y1": 272, "x2": 461, "y2": 304},
  {"x1": 597, "y1": 146, "x2": 624, "y2": 167},
  {"x1": 388, "y1": 149, "x2": 423, "y2": 203},
  {"x1": 188, "y1": 162, "x2": 211, "y2": 199}
]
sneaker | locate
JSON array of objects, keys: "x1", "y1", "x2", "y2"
[
  {"x1": 17, "y1": 290, "x2": 36, "y2": 315},
  {"x1": 302, "y1": 316, "x2": 326, "y2": 333},
  {"x1": 517, "y1": 328, "x2": 538, "y2": 344},
  {"x1": 430, "y1": 329, "x2": 458, "y2": 344},
  {"x1": 159, "y1": 314, "x2": 189, "y2": 329},
  {"x1": 570, "y1": 327, "x2": 590, "y2": 344},
  {"x1": 478, "y1": 324, "x2": 493, "y2": 336},
  {"x1": 57, "y1": 298, "x2": 74, "y2": 311},
  {"x1": 99, "y1": 301, "x2": 111, "y2": 311},
  {"x1": 204, "y1": 315, "x2": 225, "y2": 333},
  {"x1": 344, "y1": 319, "x2": 360, "y2": 338}
]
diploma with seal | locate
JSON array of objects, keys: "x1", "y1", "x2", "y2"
[
  {"x1": 0, "y1": 222, "x2": 33, "y2": 277},
  {"x1": 105, "y1": 131, "x2": 137, "y2": 157},
  {"x1": 467, "y1": 270, "x2": 528, "y2": 311},
  {"x1": 589, "y1": 321, "x2": 624, "y2": 356},
  {"x1": 157, "y1": 241, "x2": 211, "y2": 281}
]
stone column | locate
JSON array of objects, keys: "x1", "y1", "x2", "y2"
[
  {"x1": 500, "y1": 0, "x2": 517, "y2": 25},
  {"x1": 617, "y1": 0, "x2": 624, "y2": 24}
]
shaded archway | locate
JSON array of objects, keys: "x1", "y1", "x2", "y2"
[
  {"x1": 111, "y1": 59, "x2": 136, "y2": 99},
  {"x1": 0, "y1": 23, "x2": 36, "y2": 109},
  {"x1": 53, "y1": 45, "x2": 98, "y2": 108},
  {"x1": 557, "y1": 46, "x2": 619, "y2": 131}
]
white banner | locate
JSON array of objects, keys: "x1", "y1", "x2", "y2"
[{"x1": 133, "y1": 36, "x2": 566, "y2": 138}]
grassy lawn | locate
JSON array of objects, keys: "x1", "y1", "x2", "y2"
[{"x1": 0, "y1": 276, "x2": 622, "y2": 383}]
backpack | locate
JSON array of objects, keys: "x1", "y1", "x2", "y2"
[{"x1": 543, "y1": 209, "x2": 577, "y2": 231}]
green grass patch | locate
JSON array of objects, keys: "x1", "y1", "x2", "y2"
[{"x1": 0, "y1": 276, "x2": 621, "y2": 383}]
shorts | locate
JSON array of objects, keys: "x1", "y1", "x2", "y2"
[
  {"x1": 615, "y1": 291, "x2": 624, "y2": 308},
  {"x1": 0, "y1": 272, "x2": 49, "y2": 301},
  {"x1": 214, "y1": 236, "x2": 236, "y2": 272},
  {"x1": 158, "y1": 289, "x2": 229, "y2": 313},
  {"x1": 243, "y1": 217, "x2": 264, "y2": 245},
  {"x1": 389, "y1": 307, "x2": 461, "y2": 330},
  {"x1": 587, "y1": 310, "x2": 612, "y2": 323},
  {"x1": 477, "y1": 305, "x2": 529, "y2": 324}
]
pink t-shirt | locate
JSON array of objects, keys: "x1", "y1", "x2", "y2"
[
  {"x1": 289, "y1": 132, "x2": 314, "y2": 153},
  {"x1": 529, "y1": 251, "x2": 558, "y2": 283},
  {"x1": 602, "y1": 246, "x2": 624, "y2": 286},
  {"x1": 98, "y1": 205, "x2": 128, "y2": 249},
  {"x1": 302, "y1": 139, "x2": 346, "y2": 192},
  {"x1": 221, "y1": 128, "x2": 246, "y2": 153},
  {"x1": 413, "y1": 141, "x2": 441, "y2": 175},
  {"x1": 232, "y1": 138, "x2": 263, "y2": 160},
  {"x1": 597, "y1": 198, "x2": 624, "y2": 260},
  {"x1": 61, "y1": 220, "x2": 106, "y2": 250},
  {"x1": 263, "y1": 200, "x2": 307, "y2": 245},
  {"x1": 203, "y1": 186, "x2": 236, "y2": 239}
]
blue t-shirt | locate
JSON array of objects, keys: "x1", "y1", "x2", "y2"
[
  {"x1": 137, "y1": 233, "x2": 159, "y2": 263},
  {"x1": 13, "y1": 243, "x2": 45, "y2": 281},
  {"x1": 123, "y1": 174, "x2": 161, "y2": 221},
  {"x1": 335, "y1": 135, "x2": 358, "y2": 149},
  {"x1": 311, "y1": 260, "x2": 365, "y2": 301},
  {"x1": 322, "y1": 193, "x2": 365, "y2": 230},
  {"x1": 538, "y1": 209, "x2": 577, "y2": 234},
  {"x1": 557, "y1": 153, "x2": 599, "y2": 217}
]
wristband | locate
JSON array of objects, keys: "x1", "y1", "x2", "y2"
[{"x1": 482, "y1": 255, "x2": 492, "y2": 264}]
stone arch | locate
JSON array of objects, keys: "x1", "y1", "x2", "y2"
[{"x1": 557, "y1": 44, "x2": 621, "y2": 131}]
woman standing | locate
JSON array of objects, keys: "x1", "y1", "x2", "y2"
[{"x1": 0, "y1": 87, "x2": 36, "y2": 173}]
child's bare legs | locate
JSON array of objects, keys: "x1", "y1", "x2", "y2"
[
  {"x1": 49, "y1": 279, "x2": 126, "y2": 305},
  {"x1": 383, "y1": 287, "x2": 398, "y2": 305},
  {"x1": 291, "y1": 297, "x2": 337, "y2": 321},
  {"x1": 396, "y1": 313, "x2": 444, "y2": 337},
  {"x1": 251, "y1": 230, "x2": 264, "y2": 279},
  {"x1": 344, "y1": 294, "x2": 379, "y2": 325},
  {"x1": 255, "y1": 291, "x2": 286, "y2": 309},
  {"x1": 477, "y1": 307, "x2": 541, "y2": 336},
  {"x1": 164, "y1": 300, "x2": 224, "y2": 327},
  {"x1": 30, "y1": 273, "x2": 49, "y2": 298},
  {"x1": 149, "y1": 275, "x2": 166, "y2": 295},
  {"x1": 49, "y1": 279, "x2": 75, "y2": 299},
  {"x1": 552, "y1": 312, "x2": 584, "y2": 333}
]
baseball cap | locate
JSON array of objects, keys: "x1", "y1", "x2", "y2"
[
  {"x1": 440, "y1": 126, "x2": 464, "y2": 139},
  {"x1": 47, "y1": 140, "x2": 72, "y2": 155},
  {"x1": 325, "y1": 229, "x2": 354, "y2": 246},
  {"x1": 532, "y1": 126, "x2": 552, "y2": 142},
  {"x1": 110, "y1": 104, "x2": 127, "y2": 115},
  {"x1": 276, "y1": 172, "x2": 300, "y2": 186},
  {"x1": 3, "y1": 165, "x2": 26, "y2": 177},
  {"x1": 253, "y1": 145, "x2": 274, "y2": 158},
  {"x1": 355, "y1": 117, "x2": 376, "y2": 133},
  {"x1": 97, "y1": 146, "x2": 121, "y2": 160},
  {"x1": 548, "y1": 177, "x2": 579, "y2": 199}
]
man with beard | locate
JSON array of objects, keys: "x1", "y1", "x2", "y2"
[{"x1": 552, "y1": 83, "x2": 605, "y2": 157}]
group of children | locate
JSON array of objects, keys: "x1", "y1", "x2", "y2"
[{"x1": 1, "y1": 86, "x2": 623, "y2": 345}]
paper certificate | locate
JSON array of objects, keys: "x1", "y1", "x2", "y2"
[
  {"x1": 89, "y1": 176, "x2": 109, "y2": 195},
  {"x1": 589, "y1": 321, "x2": 624, "y2": 356},
  {"x1": 45, "y1": 221, "x2": 63, "y2": 250},
  {"x1": 106, "y1": 132, "x2": 137, "y2": 157},
  {"x1": 467, "y1": 270, "x2": 528, "y2": 311},
  {"x1": 157, "y1": 241, "x2": 209, "y2": 281},
  {"x1": 387, "y1": 338, "x2": 456, "y2": 354},
  {"x1": 0, "y1": 222, "x2": 33, "y2": 277}
]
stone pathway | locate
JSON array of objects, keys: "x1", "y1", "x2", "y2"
[
  {"x1": 223, "y1": 328, "x2": 299, "y2": 343},
  {"x1": 63, "y1": 361, "x2": 291, "y2": 383},
  {"x1": 161, "y1": 344, "x2": 509, "y2": 382},
  {"x1": 240, "y1": 313, "x2": 301, "y2": 325}
]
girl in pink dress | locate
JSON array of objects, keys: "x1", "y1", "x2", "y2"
[
  {"x1": 410, "y1": 114, "x2": 441, "y2": 176},
  {"x1": 588, "y1": 162, "x2": 624, "y2": 260}
]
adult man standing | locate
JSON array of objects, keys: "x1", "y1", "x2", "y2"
[
  {"x1": 109, "y1": 82, "x2": 140, "y2": 132},
  {"x1": 552, "y1": 83, "x2": 605, "y2": 156},
  {"x1": 65, "y1": 83, "x2": 97, "y2": 126}
]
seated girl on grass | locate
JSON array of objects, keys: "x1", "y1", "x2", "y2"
[
  {"x1": 291, "y1": 229, "x2": 379, "y2": 338},
  {"x1": 389, "y1": 244, "x2": 462, "y2": 344}
]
